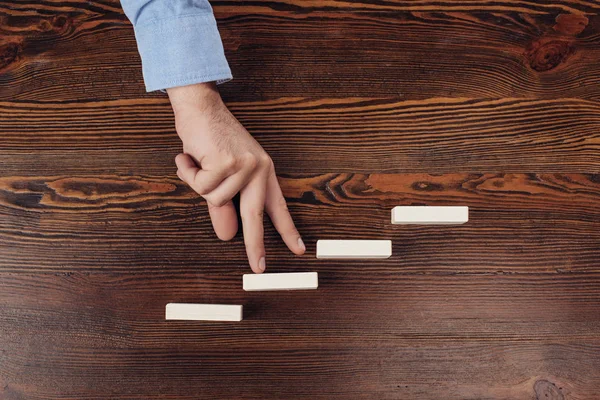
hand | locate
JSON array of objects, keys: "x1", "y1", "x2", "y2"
[{"x1": 167, "y1": 83, "x2": 306, "y2": 273}]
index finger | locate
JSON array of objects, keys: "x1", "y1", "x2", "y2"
[{"x1": 240, "y1": 175, "x2": 267, "y2": 273}]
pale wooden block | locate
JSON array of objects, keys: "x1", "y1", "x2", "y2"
[
  {"x1": 391, "y1": 206, "x2": 468, "y2": 225},
  {"x1": 165, "y1": 303, "x2": 243, "y2": 322},
  {"x1": 243, "y1": 272, "x2": 318, "y2": 291},
  {"x1": 316, "y1": 240, "x2": 392, "y2": 259}
]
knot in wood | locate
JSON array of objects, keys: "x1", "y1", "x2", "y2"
[
  {"x1": 52, "y1": 15, "x2": 69, "y2": 29},
  {"x1": 534, "y1": 379, "x2": 564, "y2": 400},
  {"x1": 412, "y1": 181, "x2": 444, "y2": 192},
  {"x1": 0, "y1": 43, "x2": 21, "y2": 70},
  {"x1": 526, "y1": 39, "x2": 572, "y2": 72}
]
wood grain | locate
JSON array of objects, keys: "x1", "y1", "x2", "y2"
[
  {"x1": 1, "y1": 2, "x2": 599, "y2": 101},
  {"x1": 1, "y1": 270, "x2": 600, "y2": 399},
  {"x1": 2, "y1": 98, "x2": 599, "y2": 173},
  {"x1": 1, "y1": 0, "x2": 600, "y2": 399},
  {"x1": 1, "y1": 173, "x2": 600, "y2": 274}
]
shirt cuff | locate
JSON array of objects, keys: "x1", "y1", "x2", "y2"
[{"x1": 132, "y1": 14, "x2": 233, "y2": 92}]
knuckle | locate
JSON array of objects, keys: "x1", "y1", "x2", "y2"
[
  {"x1": 222, "y1": 157, "x2": 236, "y2": 170},
  {"x1": 243, "y1": 153, "x2": 259, "y2": 170},
  {"x1": 192, "y1": 182, "x2": 210, "y2": 195},
  {"x1": 193, "y1": 176, "x2": 217, "y2": 196},
  {"x1": 242, "y1": 207, "x2": 264, "y2": 220},
  {"x1": 260, "y1": 153, "x2": 272, "y2": 164},
  {"x1": 283, "y1": 228, "x2": 299, "y2": 239},
  {"x1": 244, "y1": 239, "x2": 264, "y2": 252},
  {"x1": 244, "y1": 243, "x2": 261, "y2": 255},
  {"x1": 206, "y1": 194, "x2": 229, "y2": 208},
  {"x1": 258, "y1": 154, "x2": 273, "y2": 170}
]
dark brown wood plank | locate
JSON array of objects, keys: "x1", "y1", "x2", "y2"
[
  {"x1": 218, "y1": 9, "x2": 600, "y2": 102},
  {"x1": 1, "y1": 2, "x2": 599, "y2": 101},
  {"x1": 1, "y1": 173, "x2": 599, "y2": 273},
  {"x1": 1, "y1": 271, "x2": 600, "y2": 399},
  {"x1": 1, "y1": 1, "x2": 600, "y2": 399},
  {"x1": 2, "y1": 98, "x2": 599, "y2": 174},
  {"x1": 2, "y1": 271, "x2": 600, "y2": 341},
  {"x1": 2, "y1": 340, "x2": 598, "y2": 399},
  {"x1": 216, "y1": 0, "x2": 600, "y2": 14}
]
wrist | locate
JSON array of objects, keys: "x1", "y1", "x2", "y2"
[{"x1": 167, "y1": 82, "x2": 224, "y2": 117}]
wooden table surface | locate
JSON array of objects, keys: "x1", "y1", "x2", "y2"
[{"x1": 1, "y1": 1, "x2": 600, "y2": 399}]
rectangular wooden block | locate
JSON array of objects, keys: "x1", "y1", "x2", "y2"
[
  {"x1": 391, "y1": 206, "x2": 469, "y2": 225},
  {"x1": 165, "y1": 303, "x2": 243, "y2": 322},
  {"x1": 243, "y1": 272, "x2": 318, "y2": 291},
  {"x1": 316, "y1": 240, "x2": 392, "y2": 259}
]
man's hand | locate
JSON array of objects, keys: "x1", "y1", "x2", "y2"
[{"x1": 167, "y1": 83, "x2": 305, "y2": 273}]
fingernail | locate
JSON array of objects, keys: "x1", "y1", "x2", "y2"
[
  {"x1": 298, "y1": 237, "x2": 306, "y2": 252},
  {"x1": 258, "y1": 257, "x2": 266, "y2": 272}
]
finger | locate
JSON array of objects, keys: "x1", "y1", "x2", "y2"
[
  {"x1": 265, "y1": 172, "x2": 305, "y2": 255},
  {"x1": 208, "y1": 200, "x2": 238, "y2": 241},
  {"x1": 203, "y1": 168, "x2": 254, "y2": 208},
  {"x1": 240, "y1": 175, "x2": 267, "y2": 273},
  {"x1": 175, "y1": 153, "x2": 229, "y2": 195}
]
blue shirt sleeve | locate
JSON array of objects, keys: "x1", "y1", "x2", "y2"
[{"x1": 121, "y1": 0, "x2": 233, "y2": 92}]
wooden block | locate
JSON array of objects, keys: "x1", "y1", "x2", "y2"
[
  {"x1": 391, "y1": 206, "x2": 469, "y2": 225},
  {"x1": 316, "y1": 240, "x2": 392, "y2": 259},
  {"x1": 243, "y1": 272, "x2": 318, "y2": 291},
  {"x1": 165, "y1": 303, "x2": 243, "y2": 322}
]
